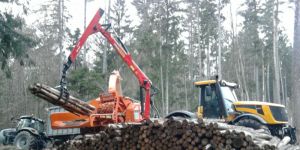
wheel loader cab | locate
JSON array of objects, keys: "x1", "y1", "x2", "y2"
[
  {"x1": 195, "y1": 80, "x2": 238, "y2": 120},
  {"x1": 194, "y1": 79, "x2": 297, "y2": 144}
]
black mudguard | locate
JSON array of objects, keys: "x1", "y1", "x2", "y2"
[
  {"x1": 230, "y1": 113, "x2": 267, "y2": 125},
  {"x1": 165, "y1": 110, "x2": 197, "y2": 119}
]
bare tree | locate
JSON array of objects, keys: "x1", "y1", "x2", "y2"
[
  {"x1": 103, "y1": 0, "x2": 111, "y2": 74},
  {"x1": 291, "y1": 0, "x2": 300, "y2": 135},
  {"x1": 58, "y1": 0, "x2": 64, "y2": 76},
  {"x1": 217, "y1": 0, "x2": 222, "y2": 79},
  {"x1": 83, "y1": 0, "x2": 94, "y2": 67},
  {"x1": 273, "y1": 0, "x2": 281, "y2": 104}
]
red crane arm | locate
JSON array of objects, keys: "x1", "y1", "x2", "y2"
[{"x1": 60, "y1": 8, "x2": 152, "y2": 119}]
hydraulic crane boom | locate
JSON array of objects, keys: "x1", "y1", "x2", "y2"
[{"x1": 59, "y1": 8, "x2": 153, "y2": 119}]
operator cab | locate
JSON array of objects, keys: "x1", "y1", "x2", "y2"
[
  {"x1": 194, "y1": 80, "x2": 239, "y2": 119},
  {"x1": 16, "y1": 116, "x2": 45, "y2": 133}
]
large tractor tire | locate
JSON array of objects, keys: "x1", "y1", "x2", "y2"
[
  {"x1": 235, "y1": 118, "x2": 270, "y2": 134},
  {"x1": 13, "y1": 131, "x2": 38, "y2": 150}
]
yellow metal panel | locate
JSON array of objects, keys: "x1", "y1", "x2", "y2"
[
  {"x1": 234, "y1": 104, "x2": 287, "y2": 124},
  {"x1": 197, "y1": 106, "x2": 203, "y2": 118},
  {"x1": 226, "y1": 114, "x2": 236, "y2": 122},
  {"x1": 234, "y1": 101, "x2": 284, "y2": 107},
  {"x1": 194, "y1": 80, "x2": 217, "y2": 86}
]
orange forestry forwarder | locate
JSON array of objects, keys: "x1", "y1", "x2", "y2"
[{"x1": 29, "y1": 8, "x2": 159, "y2": 132}]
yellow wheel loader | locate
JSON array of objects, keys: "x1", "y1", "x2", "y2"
[{"x1": 166, "y1": 78, "x2": 297, "y2": 144}]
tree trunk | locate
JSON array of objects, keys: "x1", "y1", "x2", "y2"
[
  {"x1": 255, "y1": 63, "x2": 259, "y2": 101},
  {"x1": 58, "y1": 0, "x2": 64, "y2": 76},
  {"x1": 166, "y1": 55, "x2": 169, "y2": 115},
  {"x1": 273, "y1": 0, "x2": 281, "y2": 104},
  {"x1": 237, "y1": 44, "x2": 249, "y2": 101},
  {"x1": 184, "y1": 74, "x2": 188, "y2": 110},
  {"x1": 159, "y1": 20, "x2": 165, "y2": 115},
  {"x1": 165, "y1": 0, "x2": 170, "y2": 115},
  {"x1": 207, "y1": 39, "x2": 210, "y2": 77},
  {"x1": 103, "y1": 0, "x2": 111, "y2": 74},
  {"x1": 83, "y1": 0, "x2": 87, "y2": 66},
  {"x1": 283, "y1": 75, "x2": 287, "y2": 106},
  {"x1": 266, "y1": 63, "x2": 270, "y2": 102},
  {"x1": 291, "y1": 0, "x2": 300, "y2": 136},
  {"x1": 262, "y1": 50, "x2": 265, "y2": 102},
  {"x1": 217, "y1": 0, "x2": 222, "y2": 79},
  {"x1": 188, "y1": 21, "x2": 192, "y2": 80},
  {"x1": 279, "y1": 62, "x2": 285, "y2": 104},
  {"x1": 196, "y1": 0, "x2": 202, "y2": 78},
  {"x1": 229, "y1": 0, "x2": 242, "y2": 100}
]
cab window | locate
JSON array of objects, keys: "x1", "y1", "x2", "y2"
[
  {"x1": 202, "y1": 85, "x2": 220, "y2": 118},
  {"x1": 220, "y1": 86, "x2": 237, "y2": 114}
]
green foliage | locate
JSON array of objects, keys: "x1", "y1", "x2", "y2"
[
  {"x1": 68, "y1": 67, "x2": 105, "y2": 100},
  {"x1": 66, "y1": 28, "x2": 82, "y2": 69},
  {"x1": 0, "y1": 8, "x2": 36, "y2": 77},
  {"x1": 132, "y1": 0, "x2": 187, "y2": 113},
  {"x1": 278, "y1": 31, "x2": 292, "y2": 96},
  {"x1": 66, "y1": 28, "x2": 81, "y2": 51},
  {"x1": 239, "y1": 0, "x2": 263, "y2": 55},
  {"x1": 111, "y1": 0, "x2": 133, "y2": 39},
  {"x1": 92, "y1": 0, "x2": 136, "y2": 98},
  {"x1": 35, "y1": 0, "x2": 70, "y2": 46},
  {"x1": 66, "y1": 27, "x2": 105, "y2": 100},
  {"x1": 221, "y1": 0, "x2": 292, "y2": 102}
]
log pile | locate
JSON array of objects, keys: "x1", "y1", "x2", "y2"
[
  {"x1": 54, "y1": 118, "x2": 298, "y2": 150},
  {"x1": 29, "y1": 83, "x2": 95, "y2": 116}
]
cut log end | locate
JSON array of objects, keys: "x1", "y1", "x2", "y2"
[
  {"x1": 55, "y1": 119, "x2": 287, "y2": 150},
  {"x1": 29, "y1": 83, "x2": 95, "y2": 116}
]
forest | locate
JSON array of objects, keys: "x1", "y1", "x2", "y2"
[{"x1": 1, "y1": 0, "x2": 300, "y2": 139}]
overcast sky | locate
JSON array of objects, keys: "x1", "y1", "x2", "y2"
[
  {"x1": 2, "y1": 0, "x2": 296, "y2": 44},
  {"x1": 64, "y1": 0, "x2": 294, "y2": 44}
]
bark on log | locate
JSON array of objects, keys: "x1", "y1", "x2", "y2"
[
  {"x1": 277, "y1": 136, "x2": 291, "y2": 148},
  {"x1": 29, "y1": 83, "x2": 95, "y2": 116},
  {"x1": 54, "y1": 118, "x2": 294, "y2": 150}
]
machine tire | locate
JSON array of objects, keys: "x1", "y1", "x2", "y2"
[
  {"x1": 13, "y1": 131, "x2": 39, "y2": 150},
  {"x1": 235, "y1": 118, "x2": 270, "y2": 134}
]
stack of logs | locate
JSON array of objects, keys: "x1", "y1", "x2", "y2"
[
  {"x1": 55, "y1": 118, "x2": 297, "y2": 150},
  {"x1": 29, "y1": 83, "x2": 95, "y2": 116}
]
